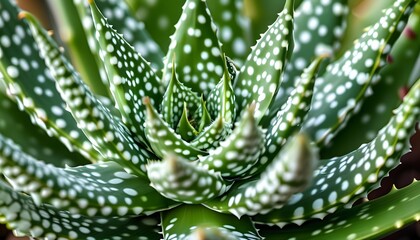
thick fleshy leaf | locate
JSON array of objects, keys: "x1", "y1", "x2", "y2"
[
  {"x1": 144, "y1": 97, "x2": 206, "y2": 161},
  {"x1": 302, "y1": 0, "x2": 416, "y2": 146},
  {"x1": 89, "y1": 0, "x2": 164, "y2": 145},
  {"x1": 162, "y1": 0, "x2": 225, "y2": 95},
  {"x1": 323, "y1": 7, "x2": 420, "y2": 157},
  {"x1": 234, "y1": 0, "x2": 294, "y2": 122},
  {"x1": 261, "y1": 181, "x2": 420, "y2": 240},
  {"x1": 95, "y1": 0, "x2": 164, "y2": 69},
  {"x1": 204, "y1": 133, "x2": 318, "y2": 218},
  {"x1": 253, "y1": 79, "x2": 420, "y2": 226},
  {"x1": 0, "y1": 135, "x2": 177, "y2": 217},
  {"x1": 147, "y1": 154, "x2": 229, "y2": 204},
  {"x1": 23, "y1": 12, "x2": 153, "y2": 176},
  {"x1": 248, "y1": 56, "x2": 323, "y2": 176},
  {"x1": 0, "y1": 181, "x2": 160, "y2": 239},
  {"x1": 190, "y1": 116, "x2": 232, "y2": 150},
  {"x1": 199, "y1": 104, "x2": 264, "y2": 178},
  {"x1": 160, "y1": 64, "x2": 200, "y2": 129},
  {"x1": 0, "y1": 92, "x2": 88, "y2": 167},
  {"x1": 206, "y1": 56, "x2": 237, "y2": 123},
  {"x1": 0, "y1": 0, "x2": 98, "y2": 161},
  {"x1": 207, "y1": 0, "x2": 252, "y2": 63},
  {"x1": 268, "y1": 0, "x2": 348, "y2": 120},
  {"x1": 177, "y1": 103, "x2": 198, "y2": 141},
  {"x1": 161, "y1": 205, "x2": 262, "y2": 240}
]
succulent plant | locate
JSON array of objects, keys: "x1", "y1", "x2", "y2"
[{"x1": 0, "y1": 0, "x2": 420, "y2": 239}]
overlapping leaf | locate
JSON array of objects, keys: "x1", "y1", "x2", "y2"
[
  {"x1": 0, "y1": 135, "x2": 177, "y2": 217},
  {"x1": 89, "y1": 0, "x2": 164, "y2": 145},
  {"x1": 0, "y1": 0, "x2": 98, "y2": 161},
  {"x1": 147, "y1": 154, "x2": 229, "y2": 204},
  {"x1": 234, "y1": 0, "x2": 294, "y2": 122},
  {"x1": 267, "y1": 0, "x2": 348, "y2": 122},
  {"x1": 23, "y1": 12, "x2": 153, "y2": 176},
  {"x1": 0, "y1": 92, "x2": 88, "y2": 167},
  {"x1": 204, "y1": 133, "x2": 318, "y2": 218},
  {"x1": 0, "y1": 181, "x2": 160, "y2": 239},
  {"x1": 261, "y1": 181, "x2": 420, "y2": 240},
  {"x1": 254, "y1": 79, "x2": 420, "y2": 225},
  {"x1": 162, "y1": 0, "x2": 225, "y2": 95},
  {"x1": 161, "y1": 205, "x2": 262, "y2": 240},
  {"x1": 302, "y1": 0, "x2": 416, "y2": 146}
]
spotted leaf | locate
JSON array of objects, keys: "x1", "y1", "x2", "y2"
[
  {"x1": 177, "y1": 103, "x2": 198, "y2": 141},
  {"x1": 253, "y1": 79, "x2": 420, "y2": 225},
  {"x1": 147, "y1": 154, "x2": 229, "y2": 204},
  {"x1": 302, "y1": 0, "x2": 416, "y2": 146},
  {"x1": 0, "y1": 0, "x2": 98, "y2": 161},
  {"x1": 199, "y1": 104, "x2": 264, "y2": 178},
  {"x1": 90, "y1": 0, "x2": 164, "y2": 145},
  {"x1": 160, "y1": 64, "x2": 200, "y2": 129},
  {"x1": 0, "y1": 92, "x2": 88, "y2": 167},
  {"x1": 144, "y1": 97, "x2": 206, "y2": 161},
  {"x1": 267, "y1": 0, "x2": 348, "y2": 121},
  {"x1": 207, "y1": 0, "x2": 252, "y2": 63},
  {"x1": 234, "y1": 0, "x2": 294, "y2": 122},
  {"x1": 190, "y1": 116, "x2": 232, "y2": 150},
  {"x1": 260, "y1": 181, "x2": 420, "y2": 240},
  {"x1": 0, "y1": 135, "x2": 177, "y2": 217},
  {"x1": 204, "y1": 133, "x2": 318, "y2": 218},
  {"x1": 162, "y1": 0, "x2": 225, "y2": 95},
  {"x1": 248, "y1": 56, "x2": 324, "y2": 176},
  {"x1": 0, "y1": 181, "x2": 160, "y2": 239},
  {"x1": 23, "y1": 12, "x2": 153, "y2": 176},
  {"x1": 161, "y1": 204, "x2": 262, "y2": 240},
  {"x1": 323, "y1": 7, "x2": 420, "y2": 156},
  {"x1": 206, "y1": 55, "x2": 237, "y2": 123}
]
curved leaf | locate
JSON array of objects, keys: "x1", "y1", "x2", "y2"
[
  {"x1": 254, "y1": 79, "x2": 420, "y2": 225},
  {"x1": 0, "y1": 0, "x2": 98, "y2": 161},
  {"x1": 0, "y1": 181, "x2": 160, "y2": 239}
]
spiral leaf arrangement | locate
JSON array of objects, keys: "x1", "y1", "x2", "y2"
[{"x1": 0, "y1": 0, "x2": 419, "y2": 239}]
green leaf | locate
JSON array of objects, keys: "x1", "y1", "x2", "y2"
[
  {"x1": 253, "y1": 78, "x2": 420, "y2": 225},
  {"x1": 160, "y1": 63, "x2": 200, "y2": 129},
  {"x1": 206, "y1": 0, "x2": 252, "y2": 63},
  {"x1": 0, "y1": 0, "x2": 98, "y2": 161},
  {"x1": 190, "y1": 116, "x2": 232, "y2": 150},
  {"x1": 162, "y1": 0, "x2": 225, "y2": 95},
  {"x1": 206, "y1": 56, "x2": 237, "y2": 124},
  {"x1": 322, "y1": 5, "x2": 420, "y2": 157},
  {"x1": 0, "y1": 135, "x2": 177, "y2": 217},
  {"x1": 198, "y1": 104, "x2": 264, "y2": 178},
  {"x1": 144, "y1": 97, "x2": 206, "y2": 161},
  {"x1": 0, "y1": 92, "x2": 89, "y2": 167},
  {"x1": 95, "y1": 0, "x2": 164, "y2": 70},
  {"x1": 261, "y1": 181, "x2": 420, "y2": 240},
  {"x1": 204, "y1": 133, "x2": 318, "y2": 218},
  {"x1": 0, "y1": 181, "x2": 160, "y2": 239},
  {"x1": 23, "y1": 12, "x2": 153, "y2": 176},
  {"x1": 234, "y1": 0, "x2": 294, "y2": 122},
  {"x1": 248, "y1": 56, "x2": 323, "y2": 176},
  {"x1": 147, "y1": 154, "x2": 229, "y2": 204},
  {"x1": 161, "y1": 204, "x2": 262, "y2": 240},
  {"x1": 89, "y1": 0, "x2": 165, "y2": 145},
  {"x1": 177, "y1": 103, "x2": 198, "y2": 141},
  {"x1": 302, "y1": 0, "x2": 416, "y2": 146},
  {"x1": 268, "y1": 0, "x2": 348, "y2": 120}
]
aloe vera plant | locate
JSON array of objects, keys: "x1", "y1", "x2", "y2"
[{"x1": 0, "y1": 0, "x2": 419, "y2": 239}]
